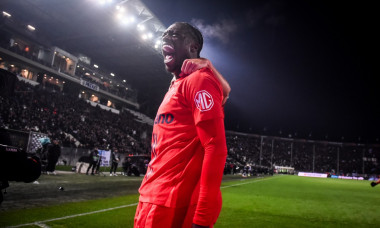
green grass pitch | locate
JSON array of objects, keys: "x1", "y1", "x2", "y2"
[{"x1": 1, "y1": 175, "x2": 380, "y2": 227}]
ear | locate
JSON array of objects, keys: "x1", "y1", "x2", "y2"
[{"x1": 190, "y1": 43, "x2": 199, "y2": 54}]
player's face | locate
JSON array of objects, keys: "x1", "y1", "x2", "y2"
[{"x1": 161, "y1": 23, "x2": 192, "y2": 75}]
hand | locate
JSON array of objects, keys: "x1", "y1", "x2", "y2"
[
  {"x1": 181, "y1": 58, "x2": 210, "y2": 75},
  {"x1": 192, "y1": 223, "x2": 209, "y2": 228}
]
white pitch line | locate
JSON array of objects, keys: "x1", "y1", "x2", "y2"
[
  {"x1": 6, "y1": 203, "x2": 138, "y2": 228},
  {"x1": 221, "y1": 175, "x2": 280, "y2": 189},
  {"x1": 34, "y1": 223, "x2": 51, "y2": 228},
  {"x1": 7, "y1": 176, "x2": 280, "y2": 228}
]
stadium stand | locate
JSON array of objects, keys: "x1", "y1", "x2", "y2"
[
  {"x1": 225, "y1": 131, "x2": 380, "y2": 178},
  {"x1": 1, "y1": 72, "x2": 380, "y2": 177},
  {"x1": 0, "y1": 80, "x2": 151, "y2": 156}
]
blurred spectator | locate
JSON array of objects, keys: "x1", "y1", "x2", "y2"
[{"x1": 46, "y1": 139, "x2": 61, "y2": 175}]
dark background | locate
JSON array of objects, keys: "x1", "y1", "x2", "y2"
[{"x1": 143, "y1": 0, "x2": 379, "y2": 143}]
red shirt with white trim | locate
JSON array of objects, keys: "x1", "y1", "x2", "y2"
[{"x1": 138, "y1": 68, "x2": 224, "y2": 208}]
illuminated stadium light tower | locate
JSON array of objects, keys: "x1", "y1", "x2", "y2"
[{"x1": 114, "y1": 0, "x2": 166, "y2": 53}]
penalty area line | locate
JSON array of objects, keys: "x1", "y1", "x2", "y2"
[
  {"x1": 221, "y1": 175, "x2": 281, "y2": 189},
  {"x1": 6, "y1": 203, "x2": 138, "y2": 228}
]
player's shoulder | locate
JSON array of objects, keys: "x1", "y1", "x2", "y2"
[
  {"x1": 187, "y1": 68, "x2": 213, "y2": 80},
  {"x1": 184, "y1": 68, "x2": 219, "y2": 86}
]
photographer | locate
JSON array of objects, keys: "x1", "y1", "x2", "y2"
[
  {"x1": 46, "y1": 139, "x2": 61, "y2": 175},
  {"x1": 86, "y1": 147, "x2": 100, "y2": 175},
  {"x1": 36, "y1": 137, "x2": 51, "y2": 174},
  {"x1": 110, "y1": 148, "x2": 120, "y2": 176}
]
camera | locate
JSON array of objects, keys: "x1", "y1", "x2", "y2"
[
  {"x1": 0, "y1": 69, "x2": 42, "y2": 204},
  {"x1": 0, "y1": 144, "x2": 42, "y2": 204}
]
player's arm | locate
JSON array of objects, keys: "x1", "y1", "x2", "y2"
[
  {"x1": 192, "y1": 118, "x2": 227, "y2": 227},
  {"x1": 182, "y1": 58, "x2": 231, "y2": 105}
]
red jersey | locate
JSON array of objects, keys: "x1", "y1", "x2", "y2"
[{"x1": 138, "y1": 68, "x2": 224, "y2": 208}]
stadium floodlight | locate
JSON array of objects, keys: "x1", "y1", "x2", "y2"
[
  {"x1": 116, "y1": 12, "x2": 123, "y2": 20},
  {"x1": 110, "y1": 73, "x2": 115, "y2": 76},
  {"x1": 27, "y1": 25, "x2": 36, "y2": 31},
  {"x1": 155, "y1": 39, "x2": 162, "y2": 49},
  {"x1": 122, "y1": 80, "x2": 126, "y2": 83},
  {"x1": 2, "y1": 11, "x2": 11, "y2": 18},
  {"x1": 129, "y1": 16, "x2": 136, "y2": 23},
  {"x1": 148, "y1": 32, "x2": 153, "y2": 39},
  {"x1": 141, "y1": 34, "x2": 148, "y2": 40},
  {"x1": 122, "y1": 17, "x2": 135, "y2": 25},
  {"x1": 137, "y1": 24, "x2": 145, "y2": 31},
  {"x1": 116, "y1": 6, "x2": 125, "y2": 12},
  {"x1": 94, "y1": 64, "x2": 99, "y2": 68}
]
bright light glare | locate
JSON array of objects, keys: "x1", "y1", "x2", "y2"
[
  {"x1": 142, "y1": 34, "x2": 148, "y2": 40},
  {"x1": 27, "y1": 25, "x2": 36, "y2": 31},
  {"x1": 137, "y1": 24, "x2": 145, "y2": 31},
  {"x1": 94, "y1": 64, "x2": 99, "y2": 68},
  {"x1": 116, "y1": 13, "x2": 123, "y2": 20},
  {"x1": 110, "y1": 73, "x2": 115, "y2": 76},
  {"x1": 2, "y1": 11, "x2": 11, "y2": 18},
  {"x1": 122, "y1": 17, "x2": 136, "y2": 25},
  {"x1": 148, "y1": 33, "x2": 153, "y2": 39},
  {"x1": 98, "y1": 0, "x2": 112, "y2": 5}
]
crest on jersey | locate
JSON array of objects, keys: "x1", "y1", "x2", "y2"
[{"x1": 194, "y1": 90, "x2": 214, "y2": 112}]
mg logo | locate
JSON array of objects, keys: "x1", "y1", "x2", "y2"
[{"x1": 194, "y1": 90, "x2": 214, "y2": 112}]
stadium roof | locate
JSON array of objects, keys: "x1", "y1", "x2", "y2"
[{"x1": 0, "y1": 0, "x2": 172, "y2": 115}]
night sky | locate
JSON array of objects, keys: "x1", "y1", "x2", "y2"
[{"x1": 142, "y1": 0, "x2": 379, "y2": 143}]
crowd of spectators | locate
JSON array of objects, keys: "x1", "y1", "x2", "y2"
[
  {"x1": 0, "y1": 80, "x2": 151, "y2": 155},
  {"x1": 225, "y1": 132, "x2": 380, "y2": 176},
  {"x1": 1, "y1": 73, "x2": 380, "y2": 176}
]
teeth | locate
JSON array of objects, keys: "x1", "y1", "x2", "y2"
[{"x1": 164, "y1": 55, "x2": 173, "y2": 63}]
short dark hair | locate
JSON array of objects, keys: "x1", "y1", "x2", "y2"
[{"x1": 176, "y1": 22, "x2": 203, "y2": 57}]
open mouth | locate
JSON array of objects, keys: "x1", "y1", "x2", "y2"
[{"x1": 162, "y1": 44, "x2": 175, "y2": 64}]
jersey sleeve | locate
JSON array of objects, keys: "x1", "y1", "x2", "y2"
[
  {"x1": 193, "y1": 118, "x2": 227, "y2": 226},
  {"x1": 183, "y1": 68, "x2": 224, "y2": 125}
]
